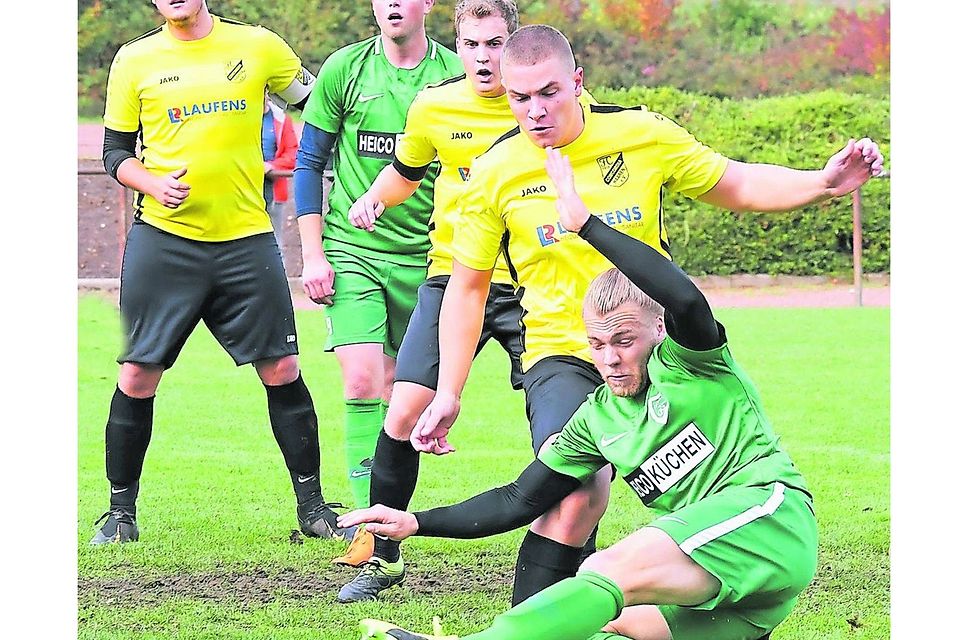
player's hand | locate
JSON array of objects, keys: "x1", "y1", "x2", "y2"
[
  {"x1": 544, "y1": 147, "x2": 591, "y2": 233},
  {"x1": 152, "y1": 167, "x2": 191, "y2": 209},
  {"x1": 822, "y1": 138, "x2": 885, "y2": 198},
  {"x1": 411, "y1": 390, "x2": 460, "y2": 455},
  {"x1": 301, "y1": 255, "x2": 335, "y2": 305},
  {"x1": 348, "y1": 194, "x2": 385, "y2": 232},
  {"x1": 264, "y1": 161, "x2": 274, "y2": 176},
  {"x1": 336, "y1": 504, "x2": 419, "y2": 541}
]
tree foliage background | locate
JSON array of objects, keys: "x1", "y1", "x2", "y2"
[{"x1": 78, "y1": 0, "x2": 889, "y2": 116}]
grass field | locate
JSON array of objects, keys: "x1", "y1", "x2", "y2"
[{"x1": 77, "y1": 294, "x2": 890, "y2": 640}]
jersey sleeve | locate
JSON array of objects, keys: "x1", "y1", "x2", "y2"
[
  {"x1": 652, "y1": 113, "x2": 729, "y2": 199},
  {"x1": 537, "y1": 401, "x2": 607, "y2": 482},
  {"x1": 395, "y1": 92, "x2": 437, "y2": 169},
  {"x1": 259, "y1": 28, "x2": 304, "y2": 95},
  {"x1": 300, "y1": 48, "x2": 348, "y2": 134},
  {"x1": 656, "y1": 330, "x2": 733, "y2": 379},
  {"x1": 102, "y1": 47, "x2": 141, "y2": 133},
  {"x1": 449, "y1": 159, "x2": 507, "y2": 271}
]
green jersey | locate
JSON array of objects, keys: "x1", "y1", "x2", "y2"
[
  {"x1": 539, "y1": 330, "x2": 811, "y2": 517},
  {"x1": 302, "y1": 35, "x2": 462, "y2": 264}
]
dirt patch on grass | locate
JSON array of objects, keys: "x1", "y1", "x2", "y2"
[{"x1": 78, "y1": 563, "x2": 512, "y2": 607}]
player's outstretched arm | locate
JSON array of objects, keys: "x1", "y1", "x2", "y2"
[
  {"x1": 337, "y1": 460, "x2": 581, "y2": 540},
  {"x1": 698, "y1": 137, "x2": 885, "y2": 213},
  {"x1": 545, "y1": 147, "x2": 720, "y2": 350},
  {"x1": 411, "y1": 260, "x2": 493, "y2": 455},
  {"x1": 348, "y1": 164, "x2": 424, "y2": 231}
]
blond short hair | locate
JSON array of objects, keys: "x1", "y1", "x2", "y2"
[
  {"x1": 455, "y1": 0, "x2": 519, "y2": 36},
  {"x1": 583, "y1": 269, "x2": 664, "y2": 319},
  {"x1": 502, "y1": 24, "x2": 575, "y2": 71}
]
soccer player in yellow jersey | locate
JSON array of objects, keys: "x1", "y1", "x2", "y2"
[
  {"x1": 92, "y1": 0, "x2": 355, "y2": 545},
  {"x1": 411, "y1": 24, "x2": 884, "y2": 604},
  {"x1": 333, "y1": 0, "x2": 561, "y2": 603}
]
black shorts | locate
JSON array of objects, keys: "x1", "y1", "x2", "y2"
[
  {"x1": 522, "y1": 355, "x2": 604, "y2": 453},
  {"x1": 117, "y1": 221, "x2": 299, "y2": 368},
  {"x1": 394, "y1": 275, "x2": 524, "y2": 391}
]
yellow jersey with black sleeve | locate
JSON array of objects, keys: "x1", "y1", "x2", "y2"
[
  {"x1": 451, "y1": 104, "x2": 728, "y2": 371},
  {"x1": 396, "y1": 77, "x2": 597, "y2": 284},
  {"x1": 103, "y1": 15, "x2": 303, "y2": 242}
]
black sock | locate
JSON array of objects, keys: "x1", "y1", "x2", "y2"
[
  {"x1": 369, "y1": 429, "x2": 420, "y2": 562},
  {"x1": 579, "y1": 526, "x2": 599, "y2": 565},
  {"x1": 511, "y1": 530, "x2": 584, "y2": 606},
  {"x1": 105, "y1": 387, "x2": 154, "y2": 512},
  {"x1": 264, "y1": 374, "x2": 322, "y2": 504}
]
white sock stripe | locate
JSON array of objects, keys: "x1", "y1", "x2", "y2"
[{"x1": 679, "y1": 482, "x2": 786, "y2": 554}]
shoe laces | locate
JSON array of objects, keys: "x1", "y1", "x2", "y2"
[
  {"x1": 94, "y1": 508, "x2": 135, "y2": 526},
  {"x1": 303, "y1": 501, "x2": 346, "y2": 520}
]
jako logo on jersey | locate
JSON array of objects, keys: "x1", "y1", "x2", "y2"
[
  {"x1": 597, "y1": 152, "x2": 629, "y2": 186},
  {"x1": 159, "y1": 75, "x2": 179, "y2": 85},
  {"x1": 458, "y1": 167, "x2": 471, "y2": 181},
  {"x1": 357, "y1": 130, "x2": 398, "y2": 160},
  {"x1": 536, "y1": 205, "x2": 644, "y2": 246},
  {"x1": 623, "y1": 423, "x2": 715, "y2": 506},
  {"x1": 225, "y1": 59, "x2": 246, "y2": 82},
  {"x1": 167, "y1": 99, "x2": 248, "y2": 123},
  {"x1": 521, "y1": 185, "x2": 547, "y2": 198},
  {"x1": 451, "y1": 131, "x2": 473, "y2": 140}
]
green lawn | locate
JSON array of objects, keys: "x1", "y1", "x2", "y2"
[{"x1": 78, "y1": 295, "x2": 889, "y2": 639}]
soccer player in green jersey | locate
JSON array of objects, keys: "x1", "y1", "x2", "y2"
[
  {"x1": 339, "y1": 145, "x2": 821, "y2": 640},
  {"x1": 405, "y1": 23, "x2": 883, "y2": 605},
  {"x1": 92, "y1": 0, "x2": 355, "y2": 545},
  {"x1": 294, "y1": 0, "x2": 462, "y2": 510}
]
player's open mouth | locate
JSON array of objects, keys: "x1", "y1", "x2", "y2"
[
  {"x1": 388, "y1": 13, "x2": 403, "y2": 23},
  {"x1": 476, "y1": 69, "x2": 492, "y2": 80},
  {"x1": 170, "y1": 0, "x2": 186, "y2": 7}
]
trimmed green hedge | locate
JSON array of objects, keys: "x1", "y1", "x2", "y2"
[{"x1": 590, "y1": 87, "x2": 890, "y2": 275}]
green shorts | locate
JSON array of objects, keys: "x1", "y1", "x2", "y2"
[
  {"x1": 323, "y1": 247, "x2": 426, "y2": 358},
  {"x1": 649, "y1": 483, "x2": 818, "y2": 640}
]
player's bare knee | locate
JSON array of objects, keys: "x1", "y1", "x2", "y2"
[
  {"x1": 255, "y1": 355, "x2": 300, "y2": 386},
  {"x1": 118, "y1": 363, "x2": 163, "y2": 398},
  {"x1": 383, "y1": 406, "x2": 416, "y2": 440},
  {"x1": 342, "y1": 369, "x2": 381, "y2": 399}
]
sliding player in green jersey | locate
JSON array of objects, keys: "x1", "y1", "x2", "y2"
[
  {"x1": 404, "y1": 23, "x2": 882, "y2": 606},
  {"x1": 340, "y1": 145, "x2": 822, "y2": 640},
  {"x1": 92, "y1": 0, "x2": 354, "y2": 545},
  {"x1": 294, "y1": 0, "x2": 462, "y2": 510}
]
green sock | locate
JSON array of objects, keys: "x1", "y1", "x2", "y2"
[
  {"x1": 344, "y1": 398, "x2": 381, "y2": 507},
  {"x1": 465, "y1": 571, "x2": 624, "y2": 640}
]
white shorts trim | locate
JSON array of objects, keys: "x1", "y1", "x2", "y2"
[{"x1": 679, "y1": 482, "x2": 786, "y2": 555}]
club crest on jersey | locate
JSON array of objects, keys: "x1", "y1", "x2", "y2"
[
  {"x1": 225, "y1": 60, "x2": 246, "y2": 82},
  {"x1": 623, "y1": 423, "x2": 715, "y2": 506},
  {"x1": 647, "y1": 391, "x2": 669, "y2": 425},
  {"x1": 458, "y1": 167, "x2": 471, "y2": 181},
  {"x1": 597, "y1": 152, "x2": 629, "y2": 187}
]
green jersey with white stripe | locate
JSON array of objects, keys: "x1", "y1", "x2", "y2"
[
  {"x1": 302, "y1": 35, "x2": 462, "y2": 264},
  {"x1": 538, "y1": 329, "x2": 811, "y2": 517}
]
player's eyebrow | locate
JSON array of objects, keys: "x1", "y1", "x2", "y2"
[{"x1": 509, "y1": 81, "x2": 559, "y2": 99}]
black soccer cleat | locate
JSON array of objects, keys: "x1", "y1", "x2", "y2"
[
  {"x1": 296, "y1": 499, "x2": 358, "y2": 541},
  {"x1": 90, "y1": 508, "x2": 139, "y2": 545}
]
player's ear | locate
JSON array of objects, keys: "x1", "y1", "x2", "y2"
[
  {"x1": 573, "y1": 67, "x2": 584, "y2": 97},
  {"x1": 424, "y1": 0, "x2": 436, "y2": 15}
]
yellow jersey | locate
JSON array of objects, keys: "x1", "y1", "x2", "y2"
[
  {"x1": 103, "y1": 15, "x2": 304, "y2": 241},
  {"x1": 396, "y1": 76, "x2": 595, "y2": 284},
  {"x1": 452, "y1": 104, "x2": 728, "y2": 371}
]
